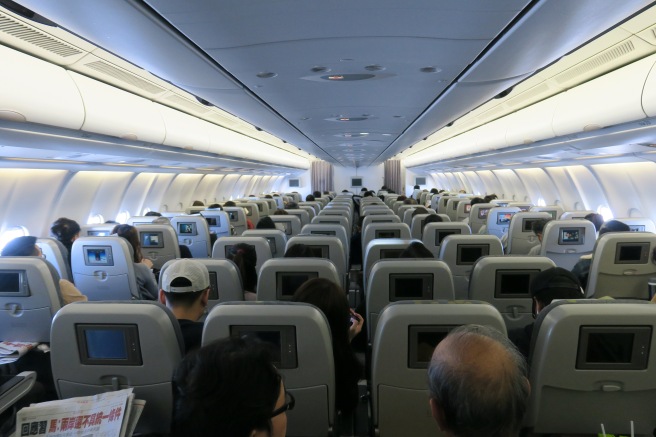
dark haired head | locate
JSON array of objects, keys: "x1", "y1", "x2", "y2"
[
  {"x1": 256, "y1": 216, "x2": 276, "y2": 229},
  {"x1": 173, "y1": 337, "x2": 282, "y2": 437},
  {"x1": 112, "y1": 224, "x2": 143, "y2": 263},
  {"x1": 50, "y1": 217, "x2": 81, "y2": 255},
  {"x1": 313, "y1": 191, "x2": 322, "y2": 198},
  {"x1": 584, "y1": 213, "x2": 604, "y2": 232},
  {"x1": 265, "y1": 195, "x2": 273, "y2": 199},
  {"x1": 145, "y1": 211, "x2": 162, "y2": 217},
  {"x1": 469, "y1": 197, "x2": 485, "y2": 207},
  {"x1": 403, "y1": 198, "x2": 417, "y2": 205},
  {"x1": 399, "y1": 242, "x2": 434, "y2": 259},
  {"x1": 224, "y1": 201, "x2": 237, "y2": 207},
  {"x1": 284, "y1": 243, "x2": 314, "y2": 258},
  {"x1": 430, "y1": 188, "x2": 439, "y2": 194},
  {"x1": 397, "y1": 195, "x2": 407, "y2": 202},
  {"x1": 192, "y1": 200, "x2": 205, "y2": 206},
  {"x1": 207, "y1": 203, "x2": 222, "y2": 209},
  {"x1": 306, "y1": 194, "x2": 315, "y2": 202},
  {"x1": 227, "y1": 243, "x2": 257, "y2": 292},
  {"x1": 412, "y1": 207, "x2": 429, "y2": 217},
  {"x1": 286, "y1": 202, "x2": 299, "y2": 210},
  {"x1": 531, "y1": 218, "x2": 551, "y2": 237},
  {"x1": 413, "y1": 185, "x2": 420, "y2": 189},
  {"x1": 273, "y1": 209, "x2": 289, "y2": 215},
  {"x1": 530, "y1": 267, "x2": 583, "y2": 311},
  {"x1": 422, "y1": 214, "x2": 444, "y2": 232},
  {"x1": 599, "y1": 219, "x2": 630, "y2": 236}
]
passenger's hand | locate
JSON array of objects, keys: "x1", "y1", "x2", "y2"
[
  {"x1": 142, "y1": 258, "x2": 154, "y2": 269},
  {"x1": 348, "y1": 309, "x2": 364, "y2": 342}
]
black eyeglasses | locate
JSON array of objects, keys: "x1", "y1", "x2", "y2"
[{"x1": 271, "y1": 391, "x2": 295, "y2": 418}]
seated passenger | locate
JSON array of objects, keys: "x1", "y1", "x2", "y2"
[
  {"x1": 422, "y1": 214, "x2": 443, "y2": 234},
  {"x1": 571, "y1": 219, "x2": 630, "y2": 290},
  {"x1": 403, "y1": 198, "x2": 417, "y2": 205},
  {"x1": 256, "y1": 216, "x2": 276, "y2": 229},
  {"x1": 462, "y1": 197, "x2": 484, "y2": 224},
  {"x1": 428, "y1": 325, "x2": 529, "y2": 437},
  {"x1": 527, "y1": 218, "x2": 551, "y2": 256},
  {"x1": 306, "y1": 194, "x2": 315, "y2": 202},
  {"x1": 509, "y1": 267, "x2": 583, "y2": 360},
  {"x1": 273, "y1": 209, "x2": 289, "y2": 215},
  {"x1": 227, "y1": 243, "x2": 257, "y2": 301},
  {"x1": 1, "y1": 236, "x2": 87, "y2": 305},
  {"x1": 349, "y1": 216, "x2": 365, "y2": 269},
  {"x1": 292, "y1": 278, "x2": 364, "y2": 413},
  {"x1": 145, "y1": 211, "x2": 162, "y2": 217},
  {"x1": 398, "y1": 241, "x2": 434, "y2": 259},
  {"x1": 173, "y1": 337, "x2": 290, "y2": 437},
  {"x1": 192, "y1": 200, "x2": 204, "y2": 206},
  {"x1": 112, "y1": 224, "x2": 158, "y2": 300},
  {"x1": 584, "y1": 212, "x2": 604, "y2": 233},
  {"x1": 49, "y1": 217, "x2": 81, "y2": 270},
  {"x1": 285, "y1": 202, "x2": 299, "y2": 210},
  {"x1": 159, "y1": 259, "x2": 209, "y2": 354}
]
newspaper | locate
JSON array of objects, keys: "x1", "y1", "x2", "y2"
[
  {"x1": 0, "y1": 342, "x2": 38, "y2": 365},
  {"x1": 15, "y1": 388, "x2": 144, "y2": 437}
]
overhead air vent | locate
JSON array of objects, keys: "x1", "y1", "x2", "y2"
[
  {"x1": 507, "y1": 83, "x2": 550, "y2": 109},
  {"x1": 555, "y1": 40, "x2": 636, "y2": 86},
  {"x1": 83, "y1": 60, "x2": 166, "y2": 95},
  {"x1": 163, "y1": 94, "x2": 212, "y2": 115},
  {"x1": 0, "y1": 12, "x2": 81, "y2": 57}
]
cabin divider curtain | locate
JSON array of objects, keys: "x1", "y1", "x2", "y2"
[
  {"x1": 384, "y1": 159, "x2": 403, "y2": 195},
  {"x1": 311, "y1": 160, "x2": 334, "y2": 193}
]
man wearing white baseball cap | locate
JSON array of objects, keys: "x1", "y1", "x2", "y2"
[{"x1": 159, "y1": 259, "x2": 210, "y2": 354}]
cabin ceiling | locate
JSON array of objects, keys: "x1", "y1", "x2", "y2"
[{"x1": 10, "y1": 0, "x2": 656, "y2": 168}]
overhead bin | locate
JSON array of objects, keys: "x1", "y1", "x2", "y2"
[
  {"x1": 552, "y1": 54, "x2": 654, "y2": 136},
  {"x1": 158, "y1": 104, "x2": 211, "y2": 153},
  {"x1": 69, "y1": 71, "x2": 166, "y2": 143},
  {"x1": 505, "y1": 96, "x2": 560, "y2": 146},
  {"x1": 640, "y1": 56, "x2": 656, "y2": 117},
  {"x1": 0, "y1": 45, "x2": 84, "y2": 129}
]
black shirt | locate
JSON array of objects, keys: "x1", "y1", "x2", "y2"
[{"x1": 177, "y1": 319, "x2": 204, "y2": 354}]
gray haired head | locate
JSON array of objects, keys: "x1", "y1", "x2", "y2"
[{"x1": 428, "y1": 325, "x2": 529, "y2": 437}]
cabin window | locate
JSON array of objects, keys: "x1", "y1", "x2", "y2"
[
  {"x1": 116, "y1": 210, "x2": 130, "y2": 224},
  {"x1": 0, "y1": 226, "x2": 29, "y2": 253},
  {"x1": 597, "y1": 206, "x2": 614, "y2": 221},
  {"x1": 537, "y1": 198, "x2": 546, "y2": 207},
  {"x1": 87, "y1": 214, "x2": 104, "y2": 225}
]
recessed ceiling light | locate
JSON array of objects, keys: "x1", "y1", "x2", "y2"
[
  {"x1": 321, "y1": 74, "x2": 376, "y2": 81},
  {"x1": 420, "y1": 66, "x2": 442, "y2": 73},
  {"x1": 256, "y1": 72, "x2": 277, "y2": 78},
  {"x1": 311, "y1": 66, "x2": 330, "y2": 73},
  {"x1": 364, "y1": 64, "x2": 385, "y2": 71}
]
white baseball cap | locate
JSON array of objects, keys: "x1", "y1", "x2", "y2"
[{"x1": 161, "y1": 259, "x2": 210, "y2": 293}]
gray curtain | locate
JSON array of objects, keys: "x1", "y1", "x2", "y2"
[
  {"x1": 384, "y1": 159, "x2": 403, "y2": 194},
  {"x1": 311, "y1": 160, "x2": 334, "y2": 193}
]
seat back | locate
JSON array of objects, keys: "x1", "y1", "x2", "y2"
[
  {"x1": 71, "y1": 236, "x2": 140, "y2": 301},
  {"x1": 127, "y1": 215, "x2": 162, "y2": 226},
  {"x1": 540, "y1": 219, "x2": 597, "y2": 270},
  {"x1": 614, "y1": 217, "x2": 656, "y2": 233},
  {"x1": 421, "y1": 223, "x2": 472, "y2": 258},
  {"x1": 212, "y1": 236, "x2": 273, "y2": 273},
  {"x1": 199, "y1": 210, "x2": 231, "y2": 238},
  {"x1": 445, "y1": 198, "x2": 466, "y2": 221},
  {"x1": 286, "y1": 209, "x2": 311, "y2": 227},
  {"x1": 438, "y1": 235, "x2": 503, "y2": 299},
  {"x1": 485, "y1": 207, "x2": 521, "y2": 238},
  {"x1": 366, "y1": 260, "x2": 455, "y2": 342},
  {"x1": 468, "y1": 256, "x2": 557, "y2": 330},
  {"x1": 0, "y1": 257, "x2": 62, "y2": 342},
  {"x1": 469, "y1": 203, "x2": 494, "y2": 234},
  {"x1": 270, "y1": 215, "x2": 303, "y2": 237},
  {"x1": 372, "y1": 301, "x2": 506, "y2": 437},
  {"x1": 223, "y1": 207, "x2": 248, "y2": 236},
  {"x1": 364, "y1": 239, "x2": 419, "y2": 289},
  {"x1": 436, "y1": 196, "x2": 456, "y2": 215},
  {"x1": 362, "y1": 215, "x2": 401, "y2": 233},
  {"x1": 286, "y1": 235, "x2": 346, "y2": 288},
  {"x1": 238, "y1": 202, "x2": 261, "y2": 224},
  {"x1": 506, "y1": 212, "x2": 552, "y2": 255},
  {"x1": 203, "y1": 302, "x2": 335, "y2": 437},
  {"x1": 319, "y1": 208, "x2": 352, "y2": 228},
  {"x1": 525, "y1": 300, "x2": 656, "y2": 435},
  {"x1": 311, "y1": 216, "x2": 351, "y2": 239},
  {"x1": 362, "y1": 223, "x2": 411, "y2": 255},
  {"x1": 507, "y1": 202, "x2": 533, "y2": 212},
  {"x1": 302, "y1": 224, "x2": 349, "y2": 255},
  {"x1": 80, "y1": 224, "x2": 115, "y2": 237},
  {"x1": 586, "y1": 232, "x2": 656, "y2": 299},
  {"x1": 250, "y1": 200, "x2": 271, "y2": 218},
  {"x1": 454, "y1": 199, "x2": 472, "y2": 222},
  {"x1": 397, "y1": 205, "x2": 416, "y2": 221},
  {"x1": 299, "y1": 205, "x2": 317, "y2": 221},
  {"x1": 36, "y1": 237, "x2": 72, "y2": 281},
  {"x1": 159, "y1": 258, "x2": 243, "y2": 309},
  {"x1": 50, "y1": 301, "x2": 183, "y2": 435},
  {"x1": 560, "y1": 210, "x2": 596, "y2": 220},
  {"x1": 256, "y1": 258, "x2": 341, "y2": 301},
  {"x1": 410, "y1": 213, "x2": 437, "y2": 240},
  {"x1": 135, "y1": 224, "x2": 181, "y2": 270},
  {"x1": 529, "y1": 205, "x2": 564, "y2": 220},
  {"x1": 242, "y1": 229, "x2": 288, "y2": 258},
  {"x1": 170, "y1": 215, "x2": 211, "y2": 258},
  {"x1": 299, "y1": 201, "x2": 322, "y2": 216}
]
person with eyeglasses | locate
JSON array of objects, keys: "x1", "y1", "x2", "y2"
[
  {"x1": 1, "y1": 235, "x2": 87, "y2": 304},
  {"x1": 508, "y1": 267, "x2": 584, "y2": 360},
  {"x1": 172, "y1": 336, "x2": 291, "y2": 437}
]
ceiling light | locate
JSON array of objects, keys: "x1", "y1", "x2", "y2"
[
  {"x1": 420, "y1": 66, "x2": 442, "y2": 73},
  {"x1": 104, "y1": 162, "x2": 147, "y2": 167},
  {"x1": 321, "y1": 74, "x2": 376, "y2": 81},
  {"x1": 160, "y1": 165, "x2": 188, "y2": 169},
  {"x1": 5, "y1": 157, "x2": 80, "y2": 164},
  {"x1": 256, "y1": 72, "x2": 277, "y2": 78},
  {"x1": 311, "y1": 66, "x2": 330, "y2": 73},
  {"x1": 364, "y1": 65, "x2": 385, "y2": 71}
]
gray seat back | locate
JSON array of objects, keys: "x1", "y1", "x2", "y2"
[
  {"x1": 270, "y1": 215, "x2": 303, "y2": 237},
  {"x1": 243, "y1": 229, "x2": 288, "y2": 258},
  {"x1": 223, "y1": 207, "x2": 248, "y2": 236},
  {"x1": 212, "y1": 236, "x2": 273, "y2": 273},
  {"x1": 540, "y1": 219, "x2": 597, "y2": 270},
  {"x1": 506, "y1": 212, "x2": 552, "y2": 255},
  {"x1": 362, "y1": 223, "x2": 411, "y2": 255},
  {"x1": 256, "y1": 258, "x2": 341, "y2": 301},
  {"x1": 36, "y1": 237, "x2": 72, "y2": 281},
  {"x1": 469, "y1": 203, "x2": 494, "y2": 234},
  {"x1": 485, "y1": 207, "x2": 521, "y2": 238},
  {"x1": 135, "y1": 224, "x2": 181, "y2": 270},
  {"x1": 170, "y1": 215, "x2": 212, "y2": 258},
  {"x1": 421, "y1": 222, "x2": 472, "y2": 258}
]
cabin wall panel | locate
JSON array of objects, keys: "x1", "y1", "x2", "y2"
[
  {"x1": 160, "y1": 174, "x2": 204, "y2": 211},
  {"x1": 232, "y1": 175, "x2": 253, "y2": 199},
  {"x1": 195, "y1": 174, "x2": 226, "y2": 205},
  {"x1": 142, "y1": 173, "x2": 176, "y2": 213},
  {"x1": 560, "y1": 166, "x2": 608, "y2": 214},
  {"x1": 53, "y1": 171, "x2": 134, "y2": 225},
  {"x1": 492, "y1": 169, "x2": 524, "y2": 200},
  {"x1": 590, "y1": 162, "x2": 656, "y2": 219},
  {"x1": 279, "y1": 169, "x2": 311, "y2": 197},
  {"x1": 0, "y1": 169, "x2": 69, "y2": 237},
  {"x1": 243, "y1": 176, "x2": 262, "y2": 199},
  {"x1": 474, "y1": 171, "x2": 503, "y2": 196},
  {"x1": 119, "y1": 172, "x2": 159, "y2": 218},
  {"x1": 543, "y1": 167, "x2": 587, "y2": 211},
  {"x1": 461, "y1": 171, "x2": 486, "y2": 196},
  {"x1": 216, "y1": 175, "x2": 241, "y2": 200},
  {"x1": 514, "y1": 168, "x2": 561, "y2": 205}
]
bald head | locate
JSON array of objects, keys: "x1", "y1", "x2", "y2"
[{"x1": 428, "y1": 325, "x2": 529, "y2": 437}]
